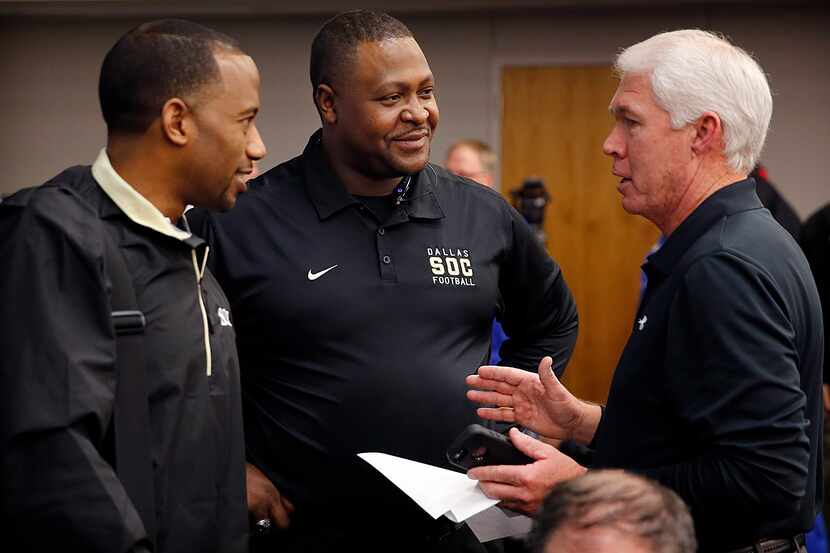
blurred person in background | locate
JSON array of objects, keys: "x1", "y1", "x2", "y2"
[
  {"x1": 751, "y1": 163, "x2": 801, "y2": 241},
  {"x1": 802, "y1": 202, "x2": 830, "y2": 543},
  {"x1": 445, "y1": 139, "x2": 497, "y2": 188}
]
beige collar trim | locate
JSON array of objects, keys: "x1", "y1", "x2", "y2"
[{"x1": 91, "y1": 148, "x2": 191, "y2": 241}]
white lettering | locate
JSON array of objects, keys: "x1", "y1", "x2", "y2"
[
  {"x1": 426, "y1": 246, "x2": 476, "y2": 287},
  {"x1": 429, "y1": 256, "x2": 445, "y2": 275},
  {"x1": 446, "y1": 257, "x2": 460, "y2": 276}
]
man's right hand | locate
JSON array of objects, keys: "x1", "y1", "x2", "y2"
[
  {"x1": 467, "y1": 427, "x2": 587, "y2": 514},
  {"x1": 246, "y1": 463, "x2": 294, "y2": 529},
  {"x1": 466, "y1": 356, "x2": 600, "y2": 445}
]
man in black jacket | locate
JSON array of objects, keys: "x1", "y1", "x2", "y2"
[
  {"x1": 467, "y1": 30, "x2": 822, "y2": 553},
  {"x1": 0, "y1": 19, "x2": 266, "y2": 553}
]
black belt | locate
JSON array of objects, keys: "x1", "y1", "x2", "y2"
[{"x1": 719, "y1": 534, "x2": 805, "y2": 553}]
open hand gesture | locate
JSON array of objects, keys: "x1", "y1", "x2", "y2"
[{"x1": 466, "y1": 356, "x2": 588, "y2": 442}]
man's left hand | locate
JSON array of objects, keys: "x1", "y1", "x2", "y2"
[{"x1": 467, "y1": 427, "x2": 587, "y2": 515}]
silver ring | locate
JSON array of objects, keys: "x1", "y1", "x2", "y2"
[{"x1": 254, "y1": 518, "x2": 272, "y2": 535}]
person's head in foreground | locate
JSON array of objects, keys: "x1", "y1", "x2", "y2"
[
  {"x1": 528, "y1": 470, "x2": 697, "y2": 553},
  {"x1": 603, "y1": 29, "x2": 772, "y2": 235}
]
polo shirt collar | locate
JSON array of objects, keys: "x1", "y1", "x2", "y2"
[
  {"x1": 302, "y1": 129, "x2": 444, "y2": 221},
  {"x1": 405, "y1": 164, "x2": 445, "y2": 221},
  {"x1": 646, "y1": 178, "x2": 762, "y2": 277},
  {"x1": 91, "y1": 148, "x2": 193, "y2": 242},
  {"x1": 302, "y1": 131, "x2": 358, "y2": 220}
]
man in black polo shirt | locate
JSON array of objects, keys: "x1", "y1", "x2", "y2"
[
  {"x1": 187, "y1": 9, "x2": 578, "y2": 552},
  {"x1": 467, "y1": 30, "x2": 822, "y2": 552}
]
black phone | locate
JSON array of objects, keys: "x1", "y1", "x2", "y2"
[{"x1": 446, "y1": 424, "x2": 533, "y2": 470}]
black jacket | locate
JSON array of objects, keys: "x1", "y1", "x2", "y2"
[{"x1": 0, "y1": 166, "x2": 248, "y2": 553}]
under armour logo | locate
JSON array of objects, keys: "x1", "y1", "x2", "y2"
[
  {"x1": 217, "y1": 307, "x2": 232, "y2": 327},
  {"x1": 637, "y1": 315, "x2": 648, "y2": 331}
]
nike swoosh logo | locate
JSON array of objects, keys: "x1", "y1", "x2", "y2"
[{"x1": 307, "y1": 264, "x2": 338, "y2": 281}]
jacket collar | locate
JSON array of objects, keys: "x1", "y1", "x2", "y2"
[
  {"x1": 91, "y1": 148, "x2": 193, "y2": 242},
  {"x1": 302, "y1": 130, "x2": 444, "y2": 222}
]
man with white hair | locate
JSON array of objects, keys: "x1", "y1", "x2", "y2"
[{"x1": 466, "y1": 30, "x2": 822, "y2": 552}]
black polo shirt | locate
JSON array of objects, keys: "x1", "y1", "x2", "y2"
[
  {"x1": 187, "y1": 131, "x2": 578, "y2": 535},
  {"x1": 591, "y1": 179, "x2": 823, "y2": 551}
]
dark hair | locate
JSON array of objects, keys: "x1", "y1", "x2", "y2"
[
  {"x1": 309, "y1": 9, "x2": 413, "y2": 92},
  {"x1": 99, "y1": 19, "x2": 242, "y2": 134},
  {"x1": 528, "y1": 470, "x2": 697, "y2": 553}
]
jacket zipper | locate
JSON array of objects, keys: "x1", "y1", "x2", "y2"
[{"x1": 191, "y1": 247, "x2": 213, "y2": 376}]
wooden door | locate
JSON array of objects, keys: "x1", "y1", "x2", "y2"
[{"x1": 501, "y1": 65, "x2": 661, "y2": 404}]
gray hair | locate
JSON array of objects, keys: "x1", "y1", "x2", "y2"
[
  {"x1": 528, "y1": 470, "x2": 697, "y2": 553},
  {"x1": 615, "y1": 29, "x2": 772, "y2": 174}
]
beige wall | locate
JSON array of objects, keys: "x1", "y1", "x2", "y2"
[{"x1": 1, "y1": 5, "x2": 828, "y2": 217}]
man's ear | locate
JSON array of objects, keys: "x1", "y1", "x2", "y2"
[
  {"x1": 691, "y1": 111, "x2": 723, "y2": 157},
  {"x1": 315, "y1": 84, "x2": 337, "y2": 125},
  {"x1": 161, "y1": 98, "x2": 191, "y2": 146}
]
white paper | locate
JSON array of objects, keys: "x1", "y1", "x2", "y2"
[{"x1": 357, "y1": 452, "x2": 532, "y2": 542}]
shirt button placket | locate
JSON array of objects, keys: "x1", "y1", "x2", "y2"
[{"x1": 377, "y1": 227, "x2": 396, "y2": 281}]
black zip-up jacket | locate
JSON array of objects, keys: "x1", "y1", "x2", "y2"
[{"x1": 0, "y1": 165, "x2": 247, "y2": 553}]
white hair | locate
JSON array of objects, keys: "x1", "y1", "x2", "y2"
[{"x1": 615, "y1": 29, "x2": 772, "y2": 174}]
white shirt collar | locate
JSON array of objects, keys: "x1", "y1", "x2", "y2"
[{"x1": 91, "y1": 148, "x2": 192, "y2": 241}]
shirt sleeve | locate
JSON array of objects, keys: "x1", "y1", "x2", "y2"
[
  {"x1": 496, "y1": 205, "x2": 579, "y2": 376},
  {"x1": 0, "y1": 190, "x2": 149, "y2": 552},
  {"x1": 639, "y1": 252, "x2": 809, "y2": 526}
]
